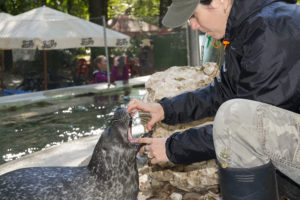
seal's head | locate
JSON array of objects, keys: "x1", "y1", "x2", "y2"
[
  {"x1": 103, "y1": 108, "x2": 138, "y2": 147},
  {"x1": 88, "y1": 108, "x2": 141, "y2": 172}
]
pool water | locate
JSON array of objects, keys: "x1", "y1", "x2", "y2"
[{"x1": 0, "y1": 87, "x2": 146, "y2": 165}]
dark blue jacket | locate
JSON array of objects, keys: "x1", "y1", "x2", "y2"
[{"x1": 160, "y1": 0, "x2": 300, "y2": 164}]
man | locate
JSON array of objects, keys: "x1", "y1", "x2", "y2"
[{"x1": 128, "y1": 0, "x2": 300, "y2": 199}]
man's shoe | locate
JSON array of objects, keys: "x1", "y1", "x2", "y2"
[{"x1": 218, "y1": 161, "x2": 279, "y2": 200}]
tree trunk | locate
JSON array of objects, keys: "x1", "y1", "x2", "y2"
[
  {"x1": 4, "y1": 50, "x2": 13, "y2": 72},
  {"x1": 0, "y1": 2, "x2": 7, "y2": 12},
  {"x1": 88, "y1": 0, "x2": 108, "y2": 61},
  {"x1": 67, "y1": 0, "x2": 73, "y2": 14},
  {"x1": 88, "y1": 0, "x2": 107, "y2": 25},
  {"x1": 159, "y1": 0, "x2": 171, "y2": 27},
  {"x1": 41, "y1": 0, "x2": 47, "y2": 6}
]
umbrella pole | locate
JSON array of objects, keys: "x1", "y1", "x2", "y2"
[
  {"x1": 1, "y1": 50, "x2": 4, "y2": 92},
  {"x1": 43, "y1": 50, "x2": 48, "y2": 90},
  {"x1": 102, "y1": 16, "x2": 110, "y2": 88}
]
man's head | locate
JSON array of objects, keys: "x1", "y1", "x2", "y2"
[{"x1": 162, "y1": 0, "x2": 233, "y2": 39}]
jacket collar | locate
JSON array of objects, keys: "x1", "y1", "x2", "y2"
[{"x1": 224, "y1": 0, "x2": 297, "y2": 41}]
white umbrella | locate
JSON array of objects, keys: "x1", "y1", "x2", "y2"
[
  {"x1": 0, "y1": 12, "x2": 13, "y2": 92},
  {"x1": 0, "y1": 6, "x2": 130, "y2": 90},
  {"x1": 0, "y1": 12, "x2": 12, "y2": 22},
  {"x1": 0, "y1": 6, "x2": 129, "y2": 49}
]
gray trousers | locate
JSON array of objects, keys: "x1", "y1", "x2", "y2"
[{"x1": 213, "y1": 99, "x2": 300, "y2": 185}]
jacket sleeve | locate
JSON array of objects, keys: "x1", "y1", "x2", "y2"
[
  {"x1": 165, "y1": 124, "x2": 216, "y2": 164},
  {"x1": 159, "y1": 71, "x2": 234, "y2": 125},
  {"x1": 159, "y1": 73, "x2": 234, "y2": 164}
]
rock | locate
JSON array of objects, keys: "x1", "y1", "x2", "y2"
[
  {"x1": 183, "y1": 190, "x2": 221, "y2": 200},
  {"x1": 151, "y1": 178, "x2": 166, "y2": 190},
  {"x1": 170, "y1": 192, "x2": 183, "y2": 200},
  {"x1": 142, "y1": 63, "x2": 218, "y2": 139},
  {"x1": 137, "y1": 192, "x2": 151, "y2": 200},
  {"x1": 139, "y1": 165, "x2": 151, "y2": 175},
  {"x1": 150, "y1": 169, "x2": 174, "y2": 182},
  {"x1": 137, "y1": 63, "x2": 221, "y2": 200},
  {"x1": 183, "y1": 193, "x2": 202, "y2": 200},
  {"x1": 139, "y1": 174, "x2": 151, "y2": 191},
  {"x1": 143, "y1": 63, "x2": 219, "y2": 103},
  {"x1": 150, "y1": 160, "x2": 219, "y2": 192}
]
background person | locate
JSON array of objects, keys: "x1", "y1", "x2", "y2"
[
  {"x1": 74, "y1": 58, "x2": 90, "y2": 85},
  {"x1": 127, "y1": 56, "x2": 140, "y2": 78},
  {"x1": 92, "y1": 55, "x2": 115, "y2": 84},
  {"x1": 127, "y1": 0, "x2": 300, "y2": 199},
  {"x1": 111, "y1": 56, "x2": 129, "y2": 83}
]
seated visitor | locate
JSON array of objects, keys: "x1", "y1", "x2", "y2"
[
  {"x1": 92, "y1": 55, "x2": 115, "y2": 83},
  {"x1": 127, "y1": 57, "x2": 139, "y2": 78},
  {"x1": 74, "y1": 58, "x2": 90, "y2": 85},
  {"x1": 111, "y1": 56, "x2": 129, "y2": 82}
]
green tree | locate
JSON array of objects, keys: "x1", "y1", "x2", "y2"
[
  {"x1": 46, "y1": 0, "x2": 89, "y2": 18},
  {"x1": 88, "y1": 0, "x2": 108, "y2": 60},
  {"x1": 0, "y1": 0, "x2": 88, "y2": 17},
  {"x1": 89, "y1": 0, "x2": 107, "y2": 25},
  {"x1": 107, "y1": 0, "x2": 160, "y2": 25},
  {"x1": 159, "y1": 0, "x2": 171, "y2": 27},
  {"x1": 0, "y1": 0, "x2": 34, "y2": 15}
]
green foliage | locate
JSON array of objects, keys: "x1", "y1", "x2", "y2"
[
  {"x1": 131, "y1": 0, "x2": 160, "y2": 18},
  {"x1": 32, "y1": 49, "x2": 76, "y2": 74},
  {"x1": 0, "y1": 0, "x2": 89, "y2": 19},
  {"x1": 107, "y1": 0, "x2": 160, "y2": 25},
  {"x1": 0, "y1": 0, "x2": 160, "y2": 24},
  {"x1": 108, "y1": 0, "x2": 130, "y2": 18},
  {"x1": 1, "y1": 0, "x2": 38, "y2": 14},
  {"x1": 45, "y1": 0, "x2": 89, "y2": 19}
]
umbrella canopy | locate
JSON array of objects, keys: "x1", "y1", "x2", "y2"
[
  {"x1": 0, "y1": 6, "x2": 129, "y2": 50},
  {"x1": 0, "y1": 7, "x2": 130, "y2": 91},
  {"x1": 0, "y1": 12, "x2": 12, "y2": 22}
]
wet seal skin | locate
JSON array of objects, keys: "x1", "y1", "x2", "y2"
[{"x1": 0, "y1": 108, "x2": 150, "y2": 200}]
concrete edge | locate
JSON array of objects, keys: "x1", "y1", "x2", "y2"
[{"x1": 0, "y1": 75, "x2": 150, "y2": 109}]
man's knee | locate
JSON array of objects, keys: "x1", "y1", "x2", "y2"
[
  {"x1": 213, "y1": 99, "x2": 249, "y2": 158},
  {"x1": 214, "y1": 99, "x2": 250, "y2": 134},
  {"x1": 213, "y1": 99, "x2": 267, "y2": 168}
]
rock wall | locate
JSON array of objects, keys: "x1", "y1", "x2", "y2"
[
  {"x1": 143, "y1": 62, "x2": 218, "y2": 102},
  {"x1": 138, "y1": 63, "x2": 222, "y2": 200}
]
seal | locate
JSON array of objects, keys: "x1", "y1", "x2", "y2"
[{"x1": 0, "y1": 108, "x2": 145, "y2": 200}]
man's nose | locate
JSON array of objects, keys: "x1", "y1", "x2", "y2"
[{"x1": 189, "y1": 18, "x2": 199, "y2": 30}]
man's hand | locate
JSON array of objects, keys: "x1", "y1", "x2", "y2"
[
  {"x1": 127, "y1": 99, "x2": 165, "y2": 131},
  {"x1": 138, "y1": 137, "x2": 169, "y2": 164}
]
